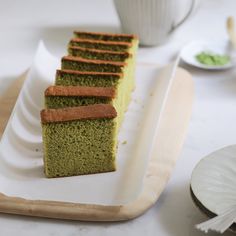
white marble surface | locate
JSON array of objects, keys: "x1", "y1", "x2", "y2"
[{"x1": 0, "y1": 0, "x2": 236, "y2": 235}]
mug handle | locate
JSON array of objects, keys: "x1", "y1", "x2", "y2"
[{"x1": 172, "y1": 0, "x2": 196, "y2": 30}]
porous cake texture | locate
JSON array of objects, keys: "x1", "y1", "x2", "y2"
[
  {"x1": 45, "y1": 85, "x2": 115, "y2": 109},
  {"x1": 41, "y1": 104, "x2": 118, "y2": 177},
  {"x1": 61, "y1": 56, "x2": 126, "y2": 73},
  {"x1": 55, "y1": 70, "x2": 122, "y2": 87},
  {"x1": 73, "y1": 31, "x2": 136, "y2": 42},
  {"x1": 69, "y1": 38, "x2": 131, "y2": 52},
  {"x1": 68, "y1": 46, "x2": 131, "y2": 62}
]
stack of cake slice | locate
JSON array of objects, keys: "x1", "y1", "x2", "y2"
[{"x1": 40, "y1": 31, "x2": 138, "y2": 178}]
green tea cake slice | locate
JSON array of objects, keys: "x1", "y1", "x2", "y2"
[
  {"x1": 73, "y1": 31, "x2": 137, "y2": 42},
  {"x1": 61, "y1": 56, "x2": 126, "y2": 73},
  {"x1": 41, "y1": 104, "x2": 118, "y2": 177},
  {"x1": 45, "y1": 85, "x2": 116, "y2": 109},
  {"x1": 69, "y1": 38, "x2": 132, "y2": 52},
  {"x1": 68, "y1": 46, "x2": 131, "y2": 62},
  {"x1": 55, "y1": 69, "x2": 122, "y2": 87}
]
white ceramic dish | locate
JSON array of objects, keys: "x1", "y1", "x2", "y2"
[
  {"x1": 191, "y1": 145, "x2": 236, "y2": 216},
  {"x1": 181, "y1": 40, "x2": 233, "y2": 70},
  {"x1": 0, "y1": 41, "x2": 178, "y2": 206}
]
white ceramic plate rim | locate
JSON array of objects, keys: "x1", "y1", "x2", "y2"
[
  {"x1": 181, "y1": 40, "x2": 233, "y2": 70},
  {"x1": 191, "y1": 144, "x2": 236, "y2": 215}
]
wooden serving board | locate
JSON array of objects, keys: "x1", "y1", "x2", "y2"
[{"x1": 0, "y1": 67, "x2": 194, "y2": 221}]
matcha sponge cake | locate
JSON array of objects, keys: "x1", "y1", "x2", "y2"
[
  {"x1": 41, "y1": 31, "x2": 139, "y2": 178},
  {"x1": 41, "y1": 104, "x2": 118, "y2": 177},
  {"x1": 68, "y1": 46, "x2": 131, "y2": 62},
  {"x1": 69, "y1": 38, "x2": 132, "y2": 52},
  {"x1": 45, "y1": 85, "x2": 116, "y2": 109},
  {"x1": 71, "y1": 31, "x2": 138, "y2": 53},
  {"x1": 55, "y1": 70, "x2": 122, "y2": 88},
  {"x1": 73, "y1": 31, "x2": 137, "y2": 42},
  {"x1": 61, "y1": 56, "x2": 126, "y2": 73}
]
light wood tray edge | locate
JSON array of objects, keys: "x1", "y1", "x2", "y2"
[{"x1": 0, "y1": 67, "x2": 194, "y2": 221}]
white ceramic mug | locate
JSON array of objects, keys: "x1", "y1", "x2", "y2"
[{"x1": 113, "y1": 0, "x2": 195, "y2": 46}]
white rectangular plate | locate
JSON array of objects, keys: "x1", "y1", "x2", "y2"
[{"x1": 0, "y1": 42, "x2": 177, "y2": 206}]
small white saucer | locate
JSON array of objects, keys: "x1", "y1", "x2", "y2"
[
  {"x1": 191, "y1": 145, "x2": 236, "y2": 216},
  {"x1": 181, "y1": 40, "x2": 233, "y2": 70}
]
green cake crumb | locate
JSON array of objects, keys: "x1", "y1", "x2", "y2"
[
  {"x1": 56, "y1": 71, "x2": 120, "y2": 87},
  {"x1": 62, "y1": 59, "x2": 124, "y2": 73},
  {"x1": 195, "y1": 51, "x2": 230, "y2": 66},
  {"x1": 42, "y1": 118, "x2": 117, "y2": 177},
  {"x1": 122, "y1": 140, "x2": 127, "y2": 145},
  {"x1": 69, "y1": 41, "x2": 130, "y2": 52},
  {"x1": 68, "y1": 47, "x2": 130, "y2": 62},
  {"x1": 45, "y1": 96, "x2": 111, "y2": 109},
  {"x1": 74, "y1": 32, "x2": 135, "y2": 42}
]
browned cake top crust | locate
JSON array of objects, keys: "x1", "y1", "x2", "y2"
[
  {"x1": 56, "y1": 69, "x2": 123, "y2": 77},
  {"x1": 69, "y1": 45, "x2": 131, "y2": 57},
  {"x1": 62, "y1": 56, "x2": 127, "y2": 66},
  {"x1": 73, "y1": 30, "x2": 138, "y2": 39},
  {"x1": 45, "y1": 85, "x2": 116, "y2": 98},
  {"x1": 41, "y1": 104, "x2": 117, "y2": 124},
  {"x1": 70, "y1": 38, "x2": 132, "y2": 47}
]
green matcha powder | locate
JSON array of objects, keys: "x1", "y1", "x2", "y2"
[{"x1": 195, "y1": 51, "x2": 230, "y2": 66}]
